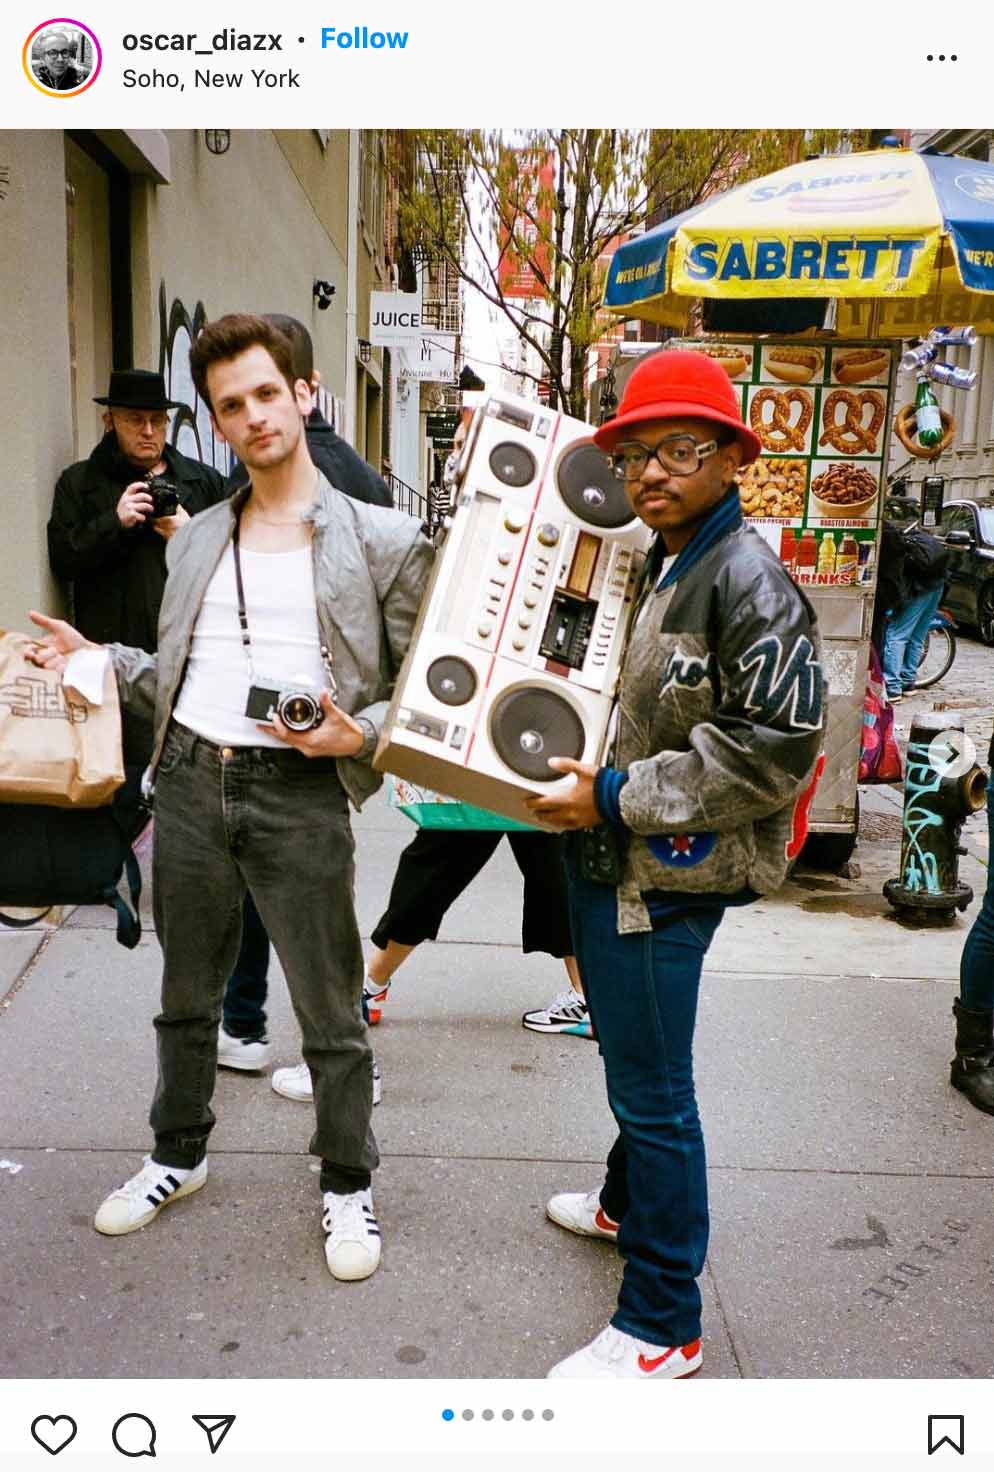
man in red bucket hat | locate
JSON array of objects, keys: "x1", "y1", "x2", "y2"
[{"x1": 528, "y1": 349, "x2": 825, "y2": 1378}]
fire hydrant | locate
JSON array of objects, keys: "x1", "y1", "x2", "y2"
[{"x1": 884, "y1": 711, "x2": 988, "y2": 920}]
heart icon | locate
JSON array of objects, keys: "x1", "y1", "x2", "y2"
[{"x1": 30, "y1": 1416, "x2": 78, "y2": 1456}]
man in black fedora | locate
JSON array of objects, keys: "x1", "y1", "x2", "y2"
[{"x1": 48, "y1": 369, "x2": 227, "y2": 763}]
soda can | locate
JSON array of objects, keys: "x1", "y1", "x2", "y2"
[
  {"x1": 900, "y1": 341, "x2": 938, "y2": 373},
  {"x1": 928, "y1": 361, "x2": 977, "y2": 390},
  {"x1": 928, "y1": 324, "x2": 977, "y2": 349}
]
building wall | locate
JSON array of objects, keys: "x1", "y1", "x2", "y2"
[
  {"x1": 0, "y1": 128, "x2": 359, "y2": 631},
  {"x1": 130, "y1": 129, "x2": 350, "y2": 403},
  {"x1": 0, "y1": 130, "x2": 74, "y2": 626}
]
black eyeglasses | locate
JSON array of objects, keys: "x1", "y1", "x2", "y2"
[
  {"x1": 609, "y1": 434, "x2": 719, "y2": 481},
  {"x1": 44, "y1": 48, "x2": 73, "y2": 59}
]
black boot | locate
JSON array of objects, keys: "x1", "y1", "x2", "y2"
[{"x1": 950, "y1": 999, "x2": 994, "y2": 1115}]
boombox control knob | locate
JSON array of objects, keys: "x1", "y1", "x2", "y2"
[
  {"x1": 477, "y1": 620, "x2": 494, "y2": 639},
  {"x1": 523, "y1": 593, "x2": 538, "y2": 609},
  {"x1": 518, "y1": 616, "x2": 533, "y2": 629},
  {"x1": 497, "y1": 550, "x2": 513, "y2": 566},
  {"x1": 512, "y1": 638, "x2": 527, "y2": 652},
  {"x1": 537, "y1": 523, "x2": 560, "y2": 547},
  {"x1": 504, "y1": 511, "x2": 526, "y2": 534}
]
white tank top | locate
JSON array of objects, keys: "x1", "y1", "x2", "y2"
[{"x1": 173, "y1": 543, "x2": 329, "y2": 747}]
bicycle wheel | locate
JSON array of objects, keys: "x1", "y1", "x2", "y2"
[{"x1": 913, "y1": 625, "x2": 956, "y2": 689}]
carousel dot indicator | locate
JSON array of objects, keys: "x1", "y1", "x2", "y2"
[
  {"x1": 542, "y1": 1409, "x2": 555, "y2": 1421},
  {"x1": 442, "y1": 1409, "x2": 454, "y2": 1422},
  {"x1": 503, "y1": 1409, "x2": 514, "y2": 1421},
  {"x1": 482, "y1": 1409, "x2": 494, "y2": 1422},
  {"x1": 462, "y1": 1410, "x2": 474, "y2": 1422},
  {"x1": 522, "y1": 1409, "x2": 535, "y2": 1421}
]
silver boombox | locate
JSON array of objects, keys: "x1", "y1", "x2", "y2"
[{"x1": 374, "y1": 391, "x2": 651, "y2": 827}]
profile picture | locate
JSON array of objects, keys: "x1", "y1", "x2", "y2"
[{"x1": 24, "y1": 19, "x2": 101, "y2": 96}]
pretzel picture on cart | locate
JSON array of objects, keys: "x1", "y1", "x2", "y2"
[
  {"x1": 819, "y1": 389, "x2": 886, "y2": 456},
  {"x1": 749, "y1": 387, "x2": 814, "y2": 454}
]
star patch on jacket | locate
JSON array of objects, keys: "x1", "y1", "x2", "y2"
[{"x1": 647, "y1": 831, "x2": 718, "y2": 868}]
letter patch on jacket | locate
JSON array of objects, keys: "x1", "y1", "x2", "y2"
[
  {"x1": 737, "y1": 635, "x2": 823, "y2": 731},
  {"x1": 659, "y1": 648, "x2": 718, "y2": 698},
  {"x1": 647, "y1": 831, "x2": 718, "y2": 868}
]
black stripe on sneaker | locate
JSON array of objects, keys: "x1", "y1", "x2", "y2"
[{"x1": 164, "y1": 1173, "x2": 180, "y2": 1190}]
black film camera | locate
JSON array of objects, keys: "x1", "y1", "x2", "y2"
[
  {"x1": 145, "y1": 474, "x2": 180, "y2": 518},
  {"x1": 245, "y1": 682, "x2": 326, "y2": 732}
]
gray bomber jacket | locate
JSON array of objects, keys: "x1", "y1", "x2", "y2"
[
  {"x1": 107, "y1": 474, "x2": 433, "y2": 810},
  {"x1": 603, "y1": 496, "x2": 825, "y2": 933}
]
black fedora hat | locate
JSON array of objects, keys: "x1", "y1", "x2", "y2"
[{"x1": 93, "y1": 369, "x2": 181, "y2": 410}]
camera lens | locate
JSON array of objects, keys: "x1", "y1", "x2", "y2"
[{"x1": 278, "y1": 693, "x2": 321, "y2": 731}]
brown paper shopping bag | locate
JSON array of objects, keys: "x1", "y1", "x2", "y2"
[{"x1": 0, "y1": 630, "x2": 124, "y2": 807}]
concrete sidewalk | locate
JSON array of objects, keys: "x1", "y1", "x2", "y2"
[{"x1": 1, "y1": 777, "x2": 990, "y2": 1380}]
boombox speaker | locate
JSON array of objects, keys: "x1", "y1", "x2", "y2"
[{"x1": 374, "y1": 391, "x2": 651, "y2": 828}]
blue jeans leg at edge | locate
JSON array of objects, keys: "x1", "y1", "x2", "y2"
[
  {"x1": 222, "y1": 891, "x2": 271, "y2": 1039},
  {"x1": 566, "y1": 866, "x2": 722, "y2": 1347},
  {"x1": 881, "y1": 584, "x2": 943, "y2": 694},
  {"x1": 961, "y1": 778, "x2": 994, "y2": 1012}
]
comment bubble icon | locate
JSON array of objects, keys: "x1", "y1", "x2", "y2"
[{"x1": 111, "y1": 1413, "x2": 157, "y2": 1458}]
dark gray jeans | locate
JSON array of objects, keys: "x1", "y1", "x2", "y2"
[{"x1": 149, "y1": 721, "x2": 378, "y2": 1194}]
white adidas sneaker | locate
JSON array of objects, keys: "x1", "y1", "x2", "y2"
[
  {"x1": 94, "y1": 1156, "x2": 208, "y2": 1236},
  {"x1": 322, "y1": 1187, "x2": 381, "y2": 1280}
]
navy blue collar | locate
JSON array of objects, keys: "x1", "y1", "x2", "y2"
[{"x1": 654, "y1": 485, "x2": 743, "y2": 591}]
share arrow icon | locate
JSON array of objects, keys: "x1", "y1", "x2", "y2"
[{"x1": 192, "y1": 1415, "x2": 236, "y2": 1454}]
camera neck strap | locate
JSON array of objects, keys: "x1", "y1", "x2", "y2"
[
  {"x1": 230, "y1": 508, "x2": 258, "y2": 683},
  {"x1": 230, "y1": 502, "x2": 336, "y2": 693}
]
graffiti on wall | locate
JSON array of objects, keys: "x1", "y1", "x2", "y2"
[{"x1": 157, "y1": 283, "x2": 231, "y2": 474}]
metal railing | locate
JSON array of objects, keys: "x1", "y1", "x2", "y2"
[{"x1": 387, "y1": 471, "x2": 449, "y2": 535}]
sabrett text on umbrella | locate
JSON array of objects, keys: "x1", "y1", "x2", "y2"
[{"x1": 684, "y1": 237, "x2": 928, "y2": 284}]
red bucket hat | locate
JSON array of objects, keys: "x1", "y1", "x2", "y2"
[{"x1": 593, "y1": 349, "x2": 762, "y2": 466}]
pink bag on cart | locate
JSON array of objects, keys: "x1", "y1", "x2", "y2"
[{"x1": 859, "y1": 646, "x2": 903, "y2": 784}]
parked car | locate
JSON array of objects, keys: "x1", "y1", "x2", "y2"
[{"x1": 938, "y1": 498, "x2": 994, "y2": 646}]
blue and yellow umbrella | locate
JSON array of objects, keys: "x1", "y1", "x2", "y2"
[{"x1": 604, "y1": 149, "x2": 994, "y2": 338}]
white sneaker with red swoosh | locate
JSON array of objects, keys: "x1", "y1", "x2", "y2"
[
  {"x1": 547, "y1": 1324, "x2": 702, "y2": 1379},
  {"x1": 546, "y1": 1188, "x2": 619, "y2": 1241}
]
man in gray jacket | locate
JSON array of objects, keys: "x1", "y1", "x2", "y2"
[
  {"x1": 527, "y1": 350, "x2": 824, "y2": 1376},
  {"x1": 30, "y1": 314, "x2": 432, "y2": 1282}
]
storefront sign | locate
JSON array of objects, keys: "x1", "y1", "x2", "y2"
[
  {"x1": 369, "y1": 290, "x2": 423, "y2": 345},
  {"x1": 399, "y1": 332, "x2": 457, "y2": 383}
]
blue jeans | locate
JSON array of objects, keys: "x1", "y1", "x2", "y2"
[
  {"x1": 223, "y1": 893, "x2": 271, "y2": 1039},
  {"x1": 565, "y1": 865, "x2": 722, "y2": 1346},
  {"x1": 961, "y1": 777, "x2": 994, "y2": 1011},
  {"x1": 881, "y1": 584, "x2": 943, "y2": 696}
]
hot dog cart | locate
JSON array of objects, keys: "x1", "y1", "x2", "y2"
[{"x1": 600, "y1": 146, "x2": 994, "y2": 863}]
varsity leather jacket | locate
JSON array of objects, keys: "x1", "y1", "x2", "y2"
[
  {"x1": 595, "y1": 488, "x2": 825, "y2": 933},
  {"x1": 106, "y1": 474, "x2": 433, "y2": 811}
]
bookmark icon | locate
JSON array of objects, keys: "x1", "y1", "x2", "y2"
[{"x1": 192, "y1": 1416, "x2": 236, "y2": 1455}]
